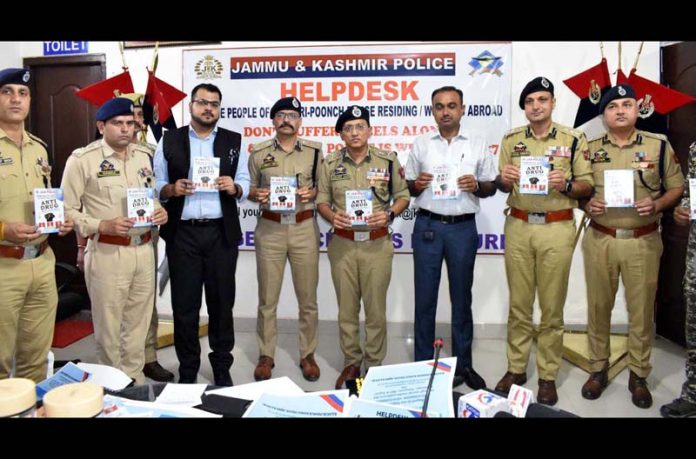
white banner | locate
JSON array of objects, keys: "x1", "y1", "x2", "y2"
[{"x1": 183, "y1": 43, "x2": 511, "y2": 253}]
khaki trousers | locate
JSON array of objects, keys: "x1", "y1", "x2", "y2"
[
  {"x1": 85, "y1": 239, "x2": 154, "y2": 384},
  {"x1": 582, "y1": 226, "x2": 662, "y2": 377},
  {"x1": 504, "y1": 216, "x2": 575, "y2": 380},
  {"x1": 255, "y1": 217, "x2": 319, "y2": 359},
  {"x1": 0, "y1": 248, "x2": 57, "y2": 382},
  {"x1": 328, "y1": 233, "x2": 393, "y2": 369}
]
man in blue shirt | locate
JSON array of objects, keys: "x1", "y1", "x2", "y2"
[{"x1": 154, "y1": 83, "x2": 249, "y2": 386}]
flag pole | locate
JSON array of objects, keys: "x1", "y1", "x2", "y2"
[{"x1": 631, "y1": 41, "x2": 645, "y2": 73}]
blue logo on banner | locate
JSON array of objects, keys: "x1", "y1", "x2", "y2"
[{"x1": 43, "y1": 41, "x2": 88, "y2": 56}]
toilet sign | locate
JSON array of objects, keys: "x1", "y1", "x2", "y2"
[{"x1": 43, "y1": 41, "x2": 88, "y2": 56}]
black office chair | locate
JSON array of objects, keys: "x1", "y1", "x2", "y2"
[{"x1": 55, "y1": 262, "x2": 88, "y2": 322}]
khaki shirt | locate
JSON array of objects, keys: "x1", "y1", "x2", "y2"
[
  {"x1": 316, "y1": 145, "x2": 410, "y2": 218},
  {"x1": 62, "y1": 139, "x2": 160, "y2": 238},
  {"x1": 249, "y1": 137, "x2": 322, "y2": 211},
  {"x1": 0, "y1": 128, "x2": 51, "y2": 247},
  {"x1": 588, "y1": 129, "x2": 683, "y2": 229},
  {"x1": 499, "y1": 121, "x2": 593, "y2": 212}
]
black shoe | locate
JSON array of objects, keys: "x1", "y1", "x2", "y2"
[
  {"x1": 143, "y1": 361, "x2": 175, "y2": 382},
  {"x1": 660, "y1": 398, "x2": 696, "y2": 418},
  {"x1": 453, "y1": 368, "x2": 487, "y2": 390},
  {"x1": 214, "y1": 370, "x2": 233, "y2": 387}
]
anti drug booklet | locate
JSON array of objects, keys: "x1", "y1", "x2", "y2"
[
  {"x1": 34, "y1": 188, "x2": 64, "y2": 234},
  {"x1": 127, "y1": 188, "x2": 154, "y2": 227},
  {"x1": 191, "y1": 157, "x2": 220, "y2": 193},
  {"x1": 269, "y1": 176, "x2": 297, "y2": 212},
  {"x1": 346, "y1": 189, "x2": 372, "y2": 226}
]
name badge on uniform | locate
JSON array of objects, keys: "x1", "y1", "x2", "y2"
[
  {"x1": 0, "y1": 155, "x2": 13, "y2": 165},
  {"x1": 547, "y1": 146, "x2": 571, "y2": 158}
]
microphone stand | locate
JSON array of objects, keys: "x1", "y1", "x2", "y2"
[{"x1": 421, "y1": 338, "x2": 444, "y2": 418}]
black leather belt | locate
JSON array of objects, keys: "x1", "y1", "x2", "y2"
[
  {"x1": 417, "y1": 209, "x2": 475, "y2": 224},
  {"x1": 180, "y1": 218, "x2": 223, "y2": 227}
]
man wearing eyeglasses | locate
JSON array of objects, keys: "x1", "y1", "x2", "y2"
[
  {"x1": 62, "y1": 97, "x2": 167, "y2": 384},
  {"x1": 317, "y1": 105, "x2": 410, "y2": 389},
  {"x1": 247, "y1": 97, "x2": 323, "y2": 383},
  {"x1": 406, "y1": 86, "x2": 497, "y2": 392},
  {"x1": 154, "y1": 83, "x2": 249, "y2": 386}
]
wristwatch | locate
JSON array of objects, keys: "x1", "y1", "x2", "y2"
[
  {"x1": 387, "y1": 209, "x2": 396, "y2": 223},
  {"x1": 563, "y1": 179, "x2": 573, "y2": 194}
]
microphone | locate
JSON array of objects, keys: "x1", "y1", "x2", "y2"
[{"x1": 421, "y1": 338, "x2": 444, "y2": 417}]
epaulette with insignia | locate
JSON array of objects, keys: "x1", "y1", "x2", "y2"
[
  {"x1": 132, "y1": 143, "x2": 153, "y2": 156},
  {"x1": 639, "y1": 130, "x2": 667, "y2": 142},
  {"x1": 300, "y1": 138, "x2": 322, "y2": 150},
  {"x1": 503, "y1": 125, "x2": 527, "y2": 138},
  {"x1": 250, "y1": 139, "x2": 275, "y2": 153},
  {"x1": 26, "y1": 132, "x2": 48, "y2": 148},
  {"x1": 325, "y1": 150, "x2": 344, "y2": 163},
  {"x1": 72, "y1": 140, "x2": 102, "y2": 158},
  {"x1": 554, "y1": 124, "x2": 583, "y2": 139},
  {"x1": 374, "y1": 148, "x2": 396, "y2": 161}
]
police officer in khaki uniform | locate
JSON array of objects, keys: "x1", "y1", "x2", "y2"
[
  {"x1": 62, "y1": 97, "x2": 168, "y2": 384},
  {"x1": 124, "y1": 93, "x2": 174, "y2": 382},
  {"x1": 74, "y1": 93, "x2": 174, "y2": 382},
  {"x1": 316, "y1": 105, "x2": 410, "y2": 390},
  {"x1": 494, "y1": 77, "x2": 594, "y2": 405},
  {"x1": 580, "y1": 84, "x2": 683, "y2": 409},
  {"x1": 248, "y1": 97, "x2": 323, "y2": 382},
  {"x1": 0, "y1": 68, "x2": 74, "y2": 383}
]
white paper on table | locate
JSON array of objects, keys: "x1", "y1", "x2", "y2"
[
  {"x1": 344, "y1": 396, "x2": 425, "y2": 418},
  {"x1": 205, "y1": 376, "x2": 304, "y2": 401},
  {"x1": 359, "y1": 357, "x2": 457, "y2": 418},
  {"x1": 101, "y1": 395, "x2": 220, "y2": 418},
  {"x1": 242, "y1": 389, "x2": 348, "y2": 418},
  {"x1": 76, "y1": 362, "x2": 132, "y2": 391},
  {"x1": 155, "y1": 383, "x2": 208, "y2": 407}
]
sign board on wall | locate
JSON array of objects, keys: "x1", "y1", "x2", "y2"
[{"x1": 183, "y1": 43, "x2": 511, "y2": 253}]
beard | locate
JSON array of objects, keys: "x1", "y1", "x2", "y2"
[{"x1": 191, "y1": 112, "x2": 219, "y2": 128}]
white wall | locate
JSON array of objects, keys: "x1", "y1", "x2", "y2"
[{"x1": 14, "y1": 41, "x2": 660, "y2": 327}]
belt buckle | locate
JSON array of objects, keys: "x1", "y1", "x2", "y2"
[
  {"x1": 22, "y1": 245, "x2": 39, "y2": 260},
  {"x1": 280, "y1": 213, "x2": 295, "y2": 225},
  {"x1": 354, "y1": 231, "x2": 370, "y2": 242},
  {"x1": 615, "y1": 228, "x2": 634, "y2": 239},
  {"x1": 528, "y1": 213, "x2": 546, "y2": 224}
]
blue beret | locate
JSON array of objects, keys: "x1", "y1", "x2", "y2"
[
  {"x1": 96, "y1": 98, "x2": 134, "y2": 122},
  {"x1": 599, "y1": 84, "x2": 637, "y2": 114},
  {"x1": 270, "y1": 97, "x2": 302, "y2": 119},
  {"x1": 0, "y1": 68, "x2": 31, "y2": 87},
  {"x1": 519, "y1": 76, "x2": 554, "y2": 109},
  {"x1": 336, "y1": 105, "x2": 370, "y2": 132}
]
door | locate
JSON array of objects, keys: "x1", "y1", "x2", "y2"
[
  {"x1": 656, "y1": 42, "x2": 696, "y2": 346},
  {"x1": 24, "y1": 54, "x2": 106, "y2": 301}
]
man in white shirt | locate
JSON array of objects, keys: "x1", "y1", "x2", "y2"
[{"x1": 405, "y1": 86, "x2": 497, "y2": 390}]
